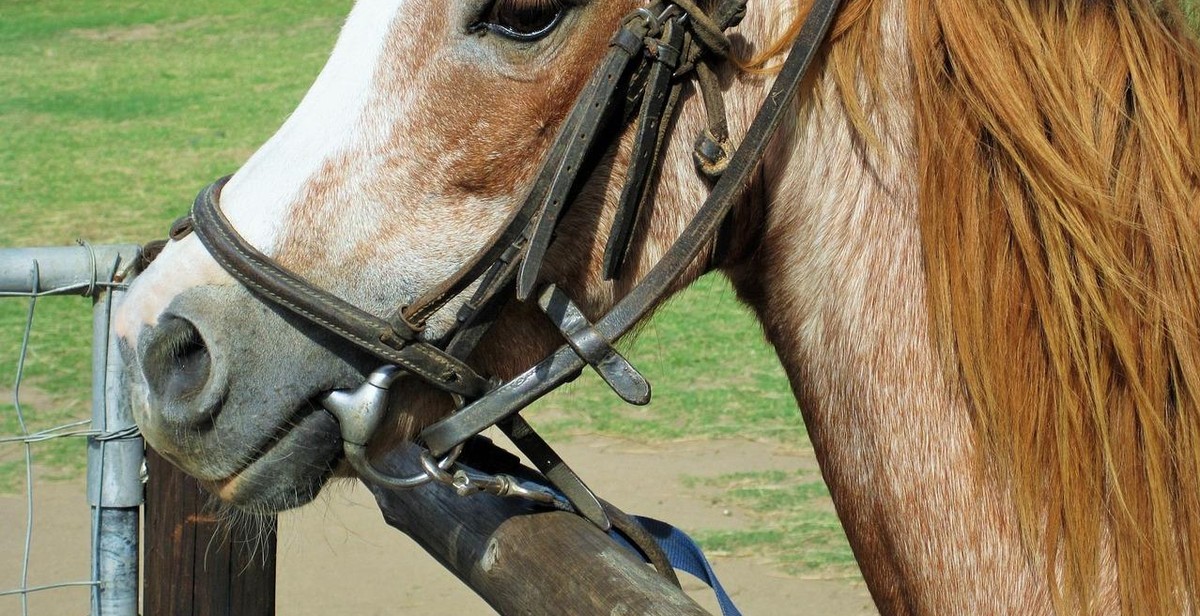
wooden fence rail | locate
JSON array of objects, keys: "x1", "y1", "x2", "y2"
[{"x1": 144, "y1": 445, "x2": 707, "y2": 615}]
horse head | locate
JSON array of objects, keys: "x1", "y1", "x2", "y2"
[{"x1": 114, "y1": 0, "x2": 783, "y2": 511}]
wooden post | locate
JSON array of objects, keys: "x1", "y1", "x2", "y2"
[
  {"x1": 143, "y1": 444, "x2": 708, "y2": 615},
  {"x1": 370, "y1": 446, "x2": 710, "y2": 615},
  {"x1": 143, "y1": 449, "x2": 277, "y2": 616}
]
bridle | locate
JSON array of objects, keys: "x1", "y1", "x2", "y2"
[
  {"x1": 174, "y1": 0, "x2": 843, "y2": 530},
  {"x1": 166, "y1": 0, "x2": 843, "y2": 533}
]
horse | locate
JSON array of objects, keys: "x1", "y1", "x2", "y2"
[{"x1": 113, "y1": 0, "x2": 1200, "y2": 613}]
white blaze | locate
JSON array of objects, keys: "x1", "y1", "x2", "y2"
[
  {"x1": 116, "y1": 0, "x2": 407, "y2": 338},
  {"x1": 220, "y1": 0, "x2": 407, "y2": 251}
]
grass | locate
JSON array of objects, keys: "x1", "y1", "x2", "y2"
[
  {"x1": 685, "y1": 470, "x2": 861, "y2": 577},
  {"x1": 0, "y1": 296, "x2": 94, "y2": 494},
  {"x1": 0, "y1": 0, "x2": 350, "y2": 247},
  {"x1": 0, "y1": 0, "x2": 353, "y2": 494}
]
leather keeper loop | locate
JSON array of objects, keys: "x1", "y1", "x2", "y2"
[
  {"x1": 169, "y1": 215, "x2": 194, "y2": 241},
  {"x1": 694, "y1": 129, "x2": 732, "y2": 178},
  {"x1": 537, "y1": 285, "x2": 650, "y2": 406},
  {"x1": 563, "y1": 322, "x2": 612, "y2": 368},
  {"x1": 388, "y1": 307, "x2": 425, "y2": 342},
  {"x1": 651, "y1": 39, "x2": 682, "y2": 67},
  {"x1": 610, "y1": 27, "x2": 644, "y2": 55}
]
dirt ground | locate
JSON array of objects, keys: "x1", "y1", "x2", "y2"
[{"x1": 0, "y1": 436, "x2": 876, "y2": 615}]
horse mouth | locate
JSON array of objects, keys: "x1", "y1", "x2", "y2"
[{"x1": 201, "y1": 401, "x2": 344, "y2": 511}]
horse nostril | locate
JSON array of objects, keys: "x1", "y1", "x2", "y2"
[{"x1": 142, "y1": 315, "x2": 213, "y2": 412}]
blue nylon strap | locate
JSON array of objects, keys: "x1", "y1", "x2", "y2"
[
  {"x1": 608, "y1": 516, "x2": 743, "y2": 616},
  {"x1": 456, "y1": 452, "x2": 743, "y2": 614}
]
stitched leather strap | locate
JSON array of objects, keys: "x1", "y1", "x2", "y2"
[{"x1": 189, "y1": 178, "x2": 491, "y2": 398}]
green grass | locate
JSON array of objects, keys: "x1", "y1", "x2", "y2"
[
  {"x1": 686, "y1": 470, "x2": 860, "y2": 577},
  {"x1": 0, "y1": 1, "x2": 352, "y2": 494},
  {"x1": 0, "y1": 0, "x2": 350, "y2": 247},
  {"x1": 0, "y1": 297, "x2": 93, "y2": 402},
  {"x1": 0, "y1": 296, "x2": 93, "y2": 494}
]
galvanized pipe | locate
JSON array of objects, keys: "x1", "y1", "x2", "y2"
[
  {"x1": 0, "y1": 245, "x2": 142, "y2": 297},
  {"x1": 83, "y1": 246, "x2": 143, "y2": 616},
  {"x1": 0, "y1": 245, "x2": 145, "y2": 616}
]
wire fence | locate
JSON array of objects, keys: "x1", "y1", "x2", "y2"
[{"x1": 0, "y1": 244, "x2": 144, "y2": 616}]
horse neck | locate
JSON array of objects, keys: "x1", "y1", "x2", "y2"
[{"x1": 725, "y1": 0, "x2": 1062, "y2": 611}]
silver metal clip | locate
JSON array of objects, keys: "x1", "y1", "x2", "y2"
[{"x1": 451, "y1": 469, "x2": 570, "y2": 509}]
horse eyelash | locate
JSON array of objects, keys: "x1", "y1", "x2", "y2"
[{"x1": 469, "y1": 0, "x2": 573, "y2": 39}]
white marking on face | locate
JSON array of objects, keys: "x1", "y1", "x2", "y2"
[
  {"x1": 117, "y1": 0, "x2": 409, "y2": 337},
  {"x1": 219, "y1": 0, "x2": 409, "y2": 251}
]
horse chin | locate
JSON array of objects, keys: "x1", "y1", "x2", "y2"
[
  {"x1": 126, "y1": 283, "x2": 377, "y2": 512},
  {"x1": 200, "y1": 405, "x2": 344, "y2": 512}
]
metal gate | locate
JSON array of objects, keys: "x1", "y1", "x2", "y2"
[{"x1": 0, "y1": 244, "x2": 142, "y2": 616}]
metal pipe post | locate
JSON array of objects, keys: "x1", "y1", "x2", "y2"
[{"x1": 84, "y1": 245, "x2": 144, "y2": 616}]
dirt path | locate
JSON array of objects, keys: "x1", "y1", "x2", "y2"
[
  {"x1": 1, "y1": 436, "x2": 877, "y2": 615},
  {"x1": 277, "y1": 435, "x2": 876, "y2": 615}
]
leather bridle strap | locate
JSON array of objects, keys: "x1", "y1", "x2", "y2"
[
  {"x1": 421, "y1": 0, "x2": 845, "y2": 454},
  {"x1": 401, "y1": 12, "x2": 659, "y2": 326},
  {"x1": 173, "y1": 0, "x2": 843, "y2": 521},
  {"x1": 514, "y1": 16, "x2": 653, "y2": 301},
  {"x1": 603, "y1": 18, "x2": 687, "y2": 280},
  {"x1": 179, "y1": 6, "x2": 676, "y2": 419},
  {"x1": 189, "y1": 179, "x2": 491, "y2": 398}
]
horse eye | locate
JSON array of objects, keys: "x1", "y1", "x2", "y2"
[{"x1": 476, "y1": 0, "x2": 565, "y2": 42}]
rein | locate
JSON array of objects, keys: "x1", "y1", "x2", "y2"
[{"x1": 167, "y1": 0, "x2": 842, "y2": 584}]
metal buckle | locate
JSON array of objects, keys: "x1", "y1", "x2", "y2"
[
  {"x1": 628, "y1": 4, "x2": 687, "y2": 37},
  {"x1": 629, "y1": 7, "x2": 662, "y2": 33},
  {"x1": 658, "y1": 4, "x2": 685, "y2": 25}
]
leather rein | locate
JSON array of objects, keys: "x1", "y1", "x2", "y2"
[{"x1": 167, "y1": 0, "x2": 843, "y2": 533}]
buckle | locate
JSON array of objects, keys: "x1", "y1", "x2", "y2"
[{"x1": 537, "y1": 284, "x2": 650, "y2": 405}]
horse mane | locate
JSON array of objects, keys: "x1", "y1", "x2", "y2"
[{"x1": 746, "y1": 0, "x2": 1200, "y2": 612}]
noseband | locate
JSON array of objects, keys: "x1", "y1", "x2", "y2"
[{"x1": 170, "y1": 0, "x2": 843, "y2": 529}]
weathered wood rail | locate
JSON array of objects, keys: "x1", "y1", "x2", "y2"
[
  {"x1": 144, "y1": 444, "x2": 709, "y2": 615},
  {"x1": 370, "y1": 445, "x2": 709, "y2": 615},
  {"x1": 144, "y1": 450, "x2": 277, "y2": 616}
]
